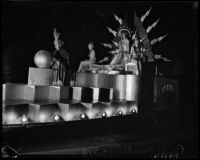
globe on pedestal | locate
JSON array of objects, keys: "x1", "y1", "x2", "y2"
[{"x1": 34, "y1": 50, "x2": 53, "y2": 68}]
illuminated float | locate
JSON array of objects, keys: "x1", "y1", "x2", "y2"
[{"x1": 2, "y1": 8, "x2": 179, "y2": 150}]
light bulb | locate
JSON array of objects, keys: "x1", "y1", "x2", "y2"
[
  {"x1": 54, "y1": 114, "x2": 60, "y2": 121},
  {"x1": 118, "y1": 110, "x2": 123, "y2": 116},
  {"x1": 102, "y1": 112, "x2": 107, "y2": 118},
  {"x1": 21, "y1": 114, "x2": 28, "y2": 123}
]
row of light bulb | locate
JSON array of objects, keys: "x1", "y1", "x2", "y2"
[
  {"x1": 80, "y1": 108, "x2": 137, "y2": 120},
  {"x1": 4, "y1": 108, "x2": 137, "y2": 125}
]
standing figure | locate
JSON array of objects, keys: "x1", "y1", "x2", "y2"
[
  {"x1": 130, "y1": 36, "x2": 142, "y2": 74},
  {"x1": 119, "y1": 31, "x2": 130, "y2": 54},
  {"x1": 78, "y1": 42, "x2": 96, "y2": 72},
  {"x1": 118, "y1": 31, "x2": 130, "y2": 66},
  {"x1": 52, "y1": 28, "x2": 70, "y2": 85}
]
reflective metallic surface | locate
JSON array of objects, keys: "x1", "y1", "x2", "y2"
[
  {"x1": 2, "y1": 83, "x2": 26, "y2": 101},
  {"x1": 76, "y1": 72, "x2": 99, "y2": 87},
  {"x1": 3, "y1": 104, "x2": 29, "y2": 124},
  {"x1": 25, "y1": 85, "x2": 50, "y2": 101},
  {"x1": 76, "y1": 73, "x2": 140, "y2": 101},
  {"x1": 34, "y1": 50, "x2": 53, "y2": 68},
  {"x1": 49, "y1": 86, "x2": 71, "y2": 100},
  {"x1": 126, "y1": 75, "x2": 140, "y2": 101},
  {"x1": 112, "y1": 74, "x2": 126, "y2": 100}
]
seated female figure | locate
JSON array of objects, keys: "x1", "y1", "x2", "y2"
[{"x1": 78, "y1": 42, "x2": 96, "y2": 72}]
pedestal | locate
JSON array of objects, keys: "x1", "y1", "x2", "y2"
[{"x1": 28, "y1": 67, "x2": 53, "y2": 86}]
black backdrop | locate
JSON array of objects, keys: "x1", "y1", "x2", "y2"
[
  {"x1": 2, "y1": 1, "x2": 198, "y2": 77},
  {"x1": 1, "y1": 1, "x2": 199, "y2": 132}
]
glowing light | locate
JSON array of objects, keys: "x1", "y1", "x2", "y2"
[
  {"x1": 54, "y1": 114, "x2": 60, "y2": 121},
  {"x1": 6, "y1": 112, "x2": 18, "y2": 124},
  {"x1": 86, "y1": 111, "x2": 93, "y2": 119},
  {"x1": 120, "y1": 107, "x2": 127, "y2": 114},
  {"x1": 39, "y1": 113, "x2": 47, "y2": 122},
  {"x1": 130, "y1": 108, "x2": 137, "y2": 114},
  {"x1": 81, "y1": 114, "x2": 85, "y2": 119},
  {"x1": 118, "y1": 110, "x2": 123, "y2": 116},
  {"x1": 86, "y1": 109, "x2": 99, "y2": 119},
  {"x1": 104, "y1": 108, "x2": 114, "y2": 117},
  {"x1": 21, "y1": 114, "x2": 28, "y2": 123},
  {"x1": 102, "y1": 112, "x2": 107, "y2": 118},
  {"x1": 63, "y1": 113, "x2": 73, "y2": 121},
  {"x1": 127, "y1": 104, "x2": 138, "y2": 114},
  {"x1": 80, "y1": 113, "x2": 88, "y2": 120}
]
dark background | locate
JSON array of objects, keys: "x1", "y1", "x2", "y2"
[{"x1": 1, "y1": 1, "x2": 198, "y2": 136}]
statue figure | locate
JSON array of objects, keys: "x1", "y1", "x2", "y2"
[
  {"x1": 52, "y1": 28, "x2": 70, "y2": 85},
  {"x1": 118, "y1": 31, "x2": 130, "y2": 54},
  {"x1": 109, "y1": 30, "x2": 131, "y2": 70},
  {"x1": 129, "y1": 37, "x2": 141, "y2": 74},
  {"x1": 78, "y1": 42, "x2": 96, "y2": 72}
]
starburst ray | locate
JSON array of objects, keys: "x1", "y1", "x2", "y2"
[
  {"x1": 101, "y1": 43, "x2": 112, "y2": 48},
  {"x1": 140, "y1": 7, "x2": 152, "y2": 22},
  {"x1": 113, "y1": 13, "x2": 123, "y2": 25},
  {"x1": 151, "y1": 34, "x2": 167, "y2": 45},
  {"x1": 146, "y1": 18, "x2": 160, "y2": 33},
  {"x1": 112, "y1": 40, "x2": 118, "y2": 47},
  {"x1": 107, "y1": 26, "x2": 117, "y2": 37},
  {"x1": 109, "y1": 49, "x2": 120, "y2": 54}
]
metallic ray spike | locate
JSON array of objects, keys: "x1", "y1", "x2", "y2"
[
  {"x1": 112, "y1": 40, "x2": 118, "y2": 46},
  {"x1": 113, "y1": 13, "x2": 123, "y2": 25},
  {"x1": 151, "y1": 34, "x2": 167, "y2": 45},
  {"x1": 109, "y1": 49, "x2": 120, "y2": 54},
  {"x1": 101, "y1": 43, "x2": 112, "y2": 48},
  {"x1": 140, "y1": 36, "x2": 147, "y2": 42},
  {"x1": 107, "y1": 26, "x2": 117, "y2": 37},
  {"x1": 141, "y1": 7, "x2": 152, "y2": 22},
  {"x1": 146, "y1": 18, "x2": 160, "y2": 33}
]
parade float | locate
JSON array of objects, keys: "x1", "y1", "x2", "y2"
[{"x1": 2, "y1": 8, "x2": 180, "y2": 157}]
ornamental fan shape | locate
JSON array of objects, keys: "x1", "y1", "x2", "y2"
[{"x1": 101, "y1": 7, "x2": 168, "y2": 62}]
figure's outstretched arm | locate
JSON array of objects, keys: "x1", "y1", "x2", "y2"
[
  {"x1": 78, "y1": 62, "x2": 83, "y2": 72},
  {"x1": 53, "y1": 28, "x2": 60, "y2": 40}
]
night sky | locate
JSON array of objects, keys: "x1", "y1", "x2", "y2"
[{"x1": 1, "y1": 1, "x2": 199, "y2": 135}]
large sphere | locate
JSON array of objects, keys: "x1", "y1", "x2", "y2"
[{"x1": 34, "y1": 50, "x2": 53, "y2": 68}]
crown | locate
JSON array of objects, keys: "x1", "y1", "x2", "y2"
[{"x1": 117, "y1": 24, "x2": 132, "y2": 37}]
